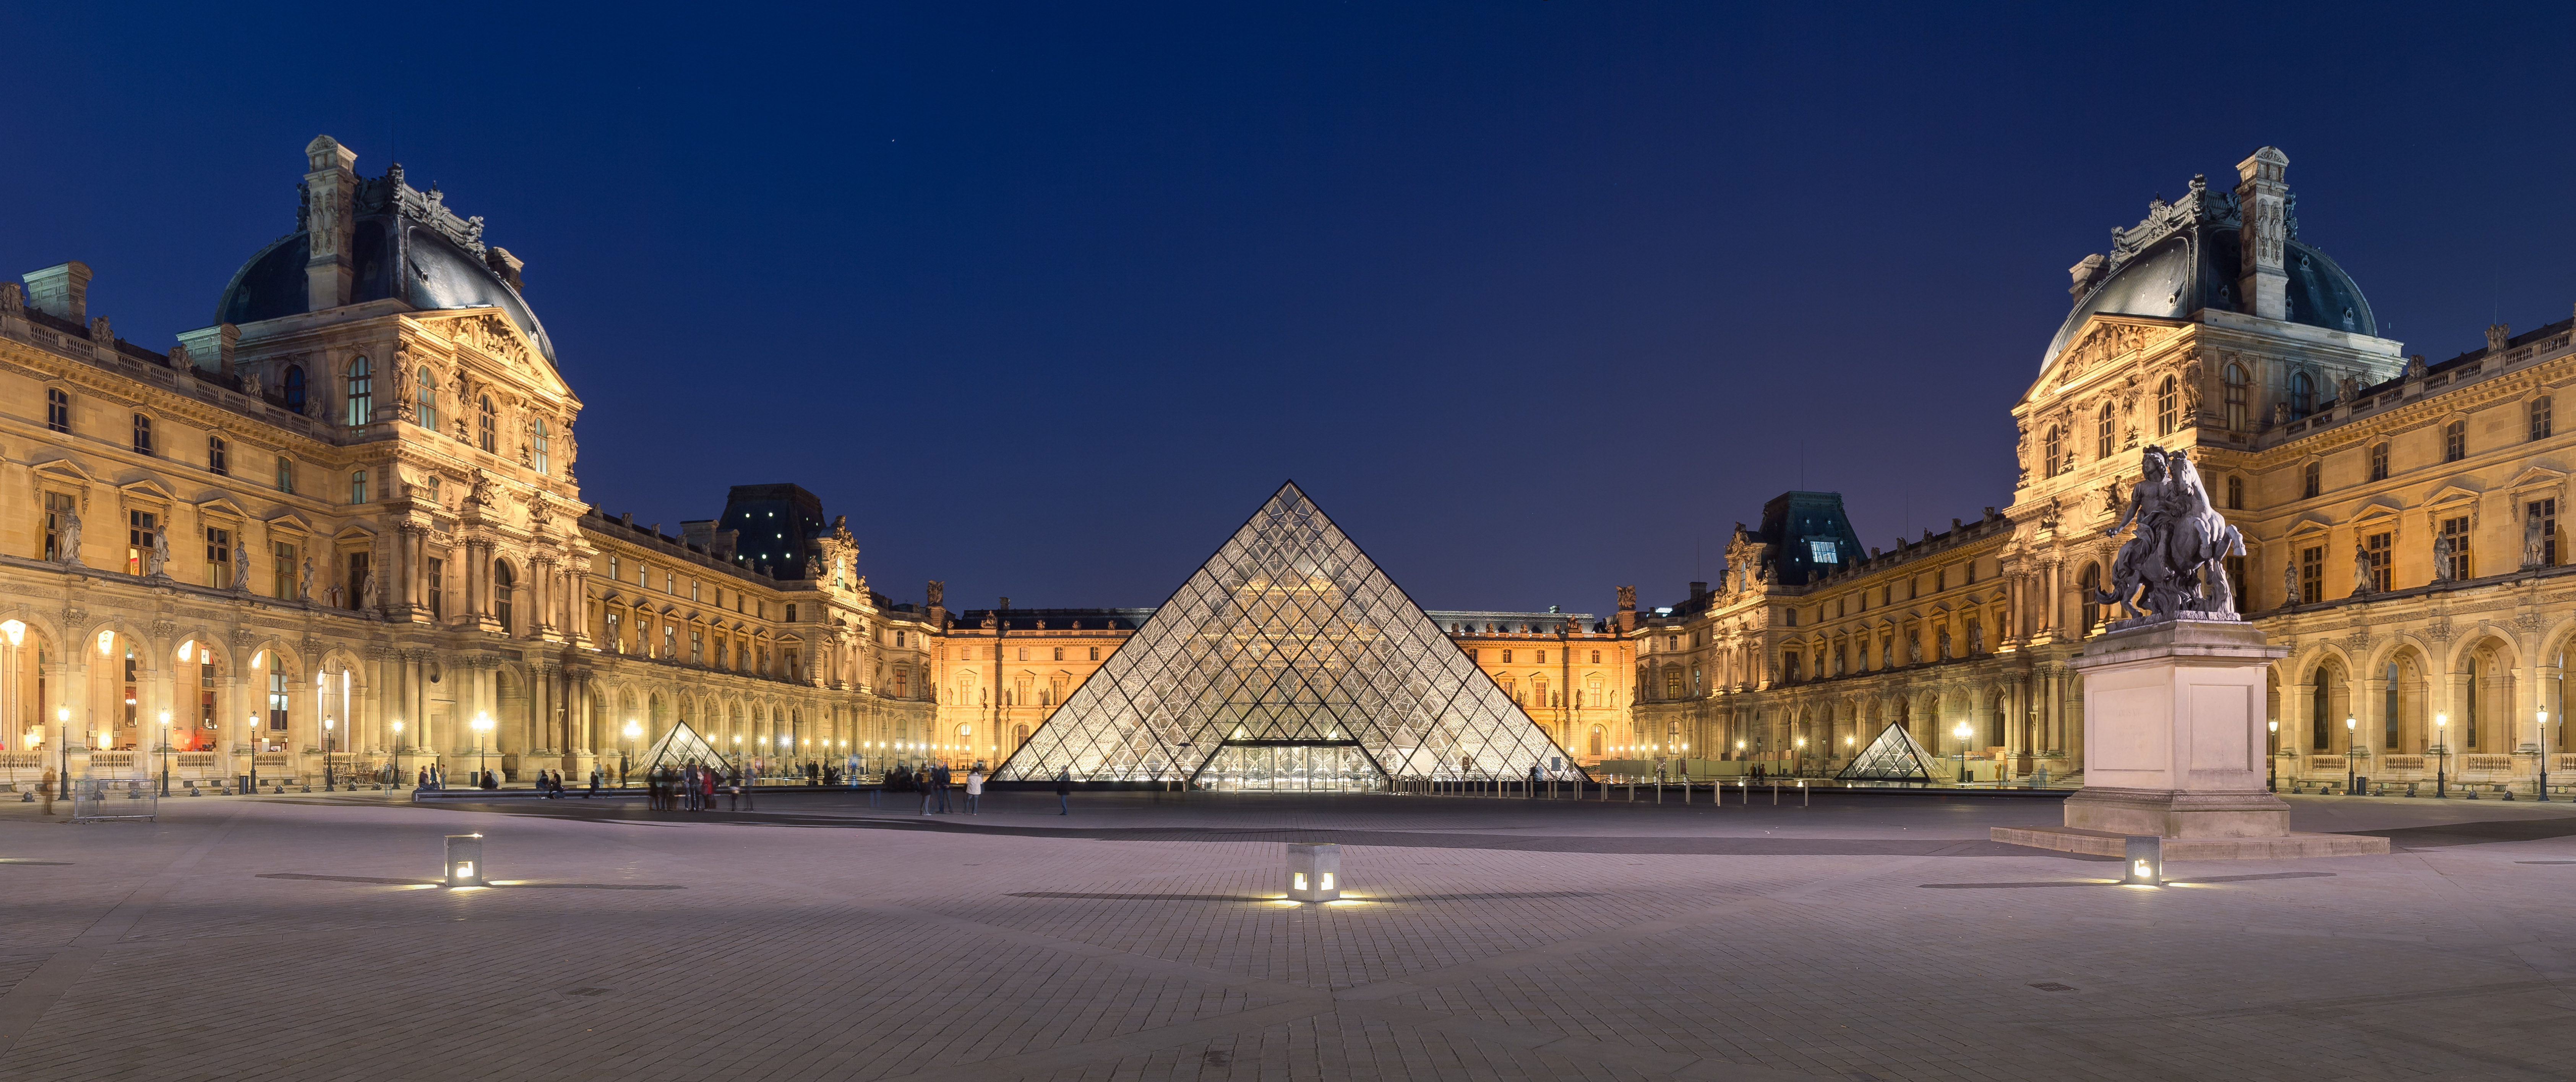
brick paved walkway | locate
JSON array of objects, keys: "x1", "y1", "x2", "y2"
[{"x1": 0, "y1": 790, "x2": 2567, "y2": 1080}]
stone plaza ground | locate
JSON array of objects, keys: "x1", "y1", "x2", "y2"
[{"x1": 0, "y1": 786, "x2": 2570, "y2": 1081}]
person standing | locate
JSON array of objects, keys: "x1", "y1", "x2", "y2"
[
  {"x1": 587, "y1": 767, "x2": 600, "y2": 799},
  {"x1": 1057, "y1": 768, "x2": 1071, "y2": 815},
  {"x1": 740, "y1": 768, "x2": 756, "y2": 811},
  {"x1": 702, "y1": 765, "x2": 716, "y2": 812},
  {"x1": 39, "y1": 767, "x2": 55, "y2": 816},
  {"x1": 920, "y1": 767, "x2": 938, "y2": 815},
  {"x1": 932, "y1": 763, "x2": 952, "y2": 814},
  {"x1": 965, "y1": 768, "x2": 985, "y2": 815}
]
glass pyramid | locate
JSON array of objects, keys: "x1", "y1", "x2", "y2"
[
  {"x1": 994, "y1": 482, "x2": 1580, "y2": 787},
  {"x1": 635, "y1": 721, "x2": 728, "y2": 777},
  {"x1": 1835, "y1": 722, "x2": 1937, "y2": 783}
]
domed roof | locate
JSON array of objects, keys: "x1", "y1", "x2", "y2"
[
  {"x1": 2042, "y1": 175, "x2": 2373, "y2": 368},
  {"x1": 215, "y1": 165, "x2": 557, "y2": 365}
]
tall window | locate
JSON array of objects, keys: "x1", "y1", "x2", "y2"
[
  {"x1": 2531, "y1": 499, "x2": 2559, "y2": 567},
  {"x1": 282, "y1": 364, "x2": 306, "y2": 414},
  {"x1": 208, "y1": 436, "x2": 228, "y2": 476},
  {"x1": 130, "y1": 414, "x2": 152, "y2": 455},
  {"x1": 345, "y1": 356, "x2": 371, "y2": 426},
  {"x1": 691, "y1": 627, "x2": 704, "y2": 664},
  {"x1": 416, "y1": 367, "x2": 438, "y2": 431},
  {"x1": 2226, "y1": 555, "x2": 2248, "y2": 613},
  {"x1": 345, "y1": 552, "x2": 369, "y2": 610},
  {"x1": 2445, "y1": 420, "x2": 2466, "y2": 462},
  {"x1": 41, "y1": 492, "x2": 73, "y2": 562},
  {"x1": 531, "y1": 418, "x2": 550, "y2": 475},
  {"x1": 2301, "y1": 461, "x2": 2320, "y2": 499},
  {"x1": 125, "y1": 510, "x2": 157, "y2": 576},
  {"x1": 2384, "y1": 662, "x2": 2401, "y2": 751},
  {"x1": 2223, "y1": 364, "x2": 2248, "y2": 432},
  {"x1": 2096, "y1": 403, "x2": 2115, "y2": 458},
  {"x1": 350, "y1": 470, "x2": 368, "y2": 504},
  {"x1": 203, "y1": 526, "x2": 231, "y2": 588},
  {"x1": 2077, "y1": 563, "x2": 2102, "y2": 632},
  {"x1": 477, "y1": 395, "x2": 496, "y2": 453},
  {"x1": 2290, "y1": 371, "x2": 2314, "y2": 418},
  {"x1": 276, "y1": 455, "x2": 295, "y2": 494},
  {"x1": 2368, "y1": 442, "x2": 2388, "y2": 481},
  {"x1": 2534, "y1": 396, "x2": 2554, "y2": 441},
  {"x1": 2226, "y1": 474, "x2": 2244, "y2": 510},
  {"x1": 268, "y1": 669, "x2": 289, "y2": 735},
  {"x1": 2364, "y1": 531, "x2": 2391, "y2": 593},
  {"x1": 2441, "y1": 516, "x2": 2472, "y2": 580},
  {"x1": 271, "y1": 541, "x2": 297, "y2": 599},
  {"x1": 2300, "y1": 546, "x2": 2324, "y2": 604},
  {"x1": 426, "y1": 557, "x2": 444, "y2": 619},
  {"x1": 45, "y1": 388, "x2": 69, "y2": 433},
  {"x1": 2311, "y1": 675, "x2": 2332, "y2": 751},
  {"x1": 492, "y1": 560, "x2": 515, "y2": 632},
  {"x1": 2465, "y1": 656, "x2": 2483, "y2": 751},
  {"x1": 2042, "y1": 426, "x2": 2062, "y2": 476},
  {"x1": 2156, "y1": 375, "x2": 2177, "y2": 435}
]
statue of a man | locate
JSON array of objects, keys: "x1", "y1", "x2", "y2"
[
  {"x1": 2283, "y1": 558, "x2": 2299, "y2": 607},
  {"x1": 299, "y1": 557, "x2": 314, "y2": 601},
  {"x1": 58, "y1": 510, "x2": 81, "y2": 566},
  {"x1": 2432, "y1": 535, "x2": 2455, "y2": 583},
  {"x1": 149, "y1": 531, "x2": 170, "y2": 577},
  {"x1": 2526, "y1": 508, "x2": 2548, "y2": 569},
  {"x1": 2353, "y1": 543, "x2": 2375, "y2": 595},
  {"x1": 233, "y1": 544, "x2": 250, "y2": 590}
]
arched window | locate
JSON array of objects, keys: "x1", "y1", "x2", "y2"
[
  {"x1": 2042, "y1": 425, "x2": 2062, "y2": 476},
  {"x1": 2384, "y1": 661, "x2": 2400, "y2": 751},
  {"x1": 2156, "y1": 375, "x2": 2178, "y2": 435},
  {"x1": 2225, "y1": 473, "x2": 2243, "y2": 510},
  {"x1": 492, "y1": 560, "x2": 516, "y2": 633},
  {"x1": 532, "y1": 417, "x2": 550, "y2": 475},
  {"x1": 2312, "y1": 670, "x2": 2333, "y2": 750},
  {"x1": 282, "y1": 364, "x2": 306, "y2": 414},
  {"x1": 2223, "y1": 364, "x2": 2248, "y2": 432},
  {"x1": 416, "y1": 368, "x2": 439, "y2": 431},
  {"x1": 2077, "y1": 563, "x2": 2102, "y2": 633},
  {"x1": 345, "y1": 356, "x2": 371, "y2": 426},
  {"x1": 477, "y1": 395, "x2": 496, "y2": 453},
  {"x1": 2096, "y1": 402, "x2": 2116, "y2": 458},
  {"x1": 2290, "y1": 371, "x2": 2313, "y2": 418}
]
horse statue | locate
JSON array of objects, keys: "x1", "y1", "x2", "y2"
[{"x1": 2096, "y1": 445, "x2": 2245, "y2": 624}]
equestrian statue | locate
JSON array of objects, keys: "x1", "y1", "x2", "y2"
[{"x1": 2095, "y1": 445, "x2": 2245, "y2": 625}]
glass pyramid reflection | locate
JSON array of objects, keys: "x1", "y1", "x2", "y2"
[
  {"x1": 1835, "y1": 722, "x2": 1937, "y2": 782},
  {"x1": 994, "y1": 482, "x2": 1582, "y2": 787}
]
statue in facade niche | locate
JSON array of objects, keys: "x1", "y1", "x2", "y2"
[
  {"x1": 148, "y1": 532, "x2": 170, "y2": 577},
  {"x1": 362, "y1": 569, "x2": 380, "y2": 610},
  {"x1": 2525, "y1": 508, "x2": 2547, "y2": 569},
  {"x1": 2095, "y1": 445, "x2": 2245, "y2": 624},
  {"x1": 2433, "y1": 535, "x2": 2455, "y2": 583},
  {"x1": 2283, "y1": 559, "x2": 2299, "y2": 607},
  {"x1": 58, "y1": 511, "x2": 81, "y2": 566},
  {"x1": 233, "y1": 544, "x2": 250, "y2": 590},
  {"x1": 1969, "y1": 621, "x2": 1984, "y2": 654},
  {"x1": 1937, "y1": 627, "x2": 1952, "y2": 661},
  {"x1": 299, "y1": 557, "x2": 313, "y2": 601},
  {"x1": 2352, "y1": 543, "x2": 2375, "y2": 596}
]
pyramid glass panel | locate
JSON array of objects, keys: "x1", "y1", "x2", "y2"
[
  {"x1": 995, "y1": 482, "x2": 1583, "y2": 787},
  {"x1": 634, "y1": 721, "x2": 730, "y2": 777},
  {"x1": 1835, "y1": 722, "x2": 1938, "y2": 782}
]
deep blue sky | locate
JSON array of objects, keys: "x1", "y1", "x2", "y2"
[{"x1": 8, "y1": 3, "x2": 2573, "y2": 614}]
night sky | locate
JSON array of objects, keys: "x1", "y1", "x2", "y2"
[{"x1": 7, "y1": 3, "x2": 2572, "y2": 616}]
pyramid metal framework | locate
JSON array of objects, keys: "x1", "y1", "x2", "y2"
[
  {"x1": 634, "y1": 721, "x2": 728, "y2": 777},
  {"x1": 994, "y1": 482, "x2": 1582, "y2": 786},
  {"x1": 1835, "y1": 722, "x2": 1938, "y2": 782}
]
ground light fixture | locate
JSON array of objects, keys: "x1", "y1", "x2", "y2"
[
  {"x1": 1286, "y1": 842, "x2": 1340, "y2": 902},
  {"x1": 2123, "y1": 835, "x2": 2162, "y2": 886},
  {"x1": 445, "y1": 834, "x2": 485, "y2": 887}
]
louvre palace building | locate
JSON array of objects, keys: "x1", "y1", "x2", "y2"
[{"x1": 2, "y1": 137, "x2": 2570, "y2": 795}]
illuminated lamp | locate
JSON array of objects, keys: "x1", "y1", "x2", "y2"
[{"x1": 1286, "y1": 841, "x2": 1341, "y2": 902}]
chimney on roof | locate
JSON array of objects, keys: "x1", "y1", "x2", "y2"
[
  {"x1": 2233, "y1": 146, "x2": 2291, "y2": 321},
  {"x1": 176, "y1": 324, "x2": 238, "y2": 374},
  {"x1": 24, "y1": 262, "x2": 91, "y2": 323},
  {"x1": 1689, "y1": 581, "x2": 1708, "y2": 600},
  {"x1": 999, "y1": 596, "x2": 1011, "y2": 610},
  {"x1": 303, "y1": 136, "x2": 359, "y2": 311}
]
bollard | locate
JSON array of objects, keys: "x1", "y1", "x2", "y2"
[
  {"x1": 2123, "y1": 836, "x2": 2163, "y2": 886},
  {"x1": 1286, "y1": 842, "x2": 1341, "y2": 902},
  {"x1": 444, "y1": 834, "x2": 486, "y2": 887}
]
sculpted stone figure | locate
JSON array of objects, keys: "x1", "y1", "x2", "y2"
[
  {"x1": 299, "y1": 557, "x2": 314, "y2": 601},
  {"x1": 2283, "y1": 559, "x2": 2299, "y2": 607},
  {"x1": 2352, "y1": 542, "x2": 2374, "y2": 596},
  {"x1": 149, "y1": 531, "x2": 170, "y2": 577},
  {"x1": 362, "y1": 569, "x2": 381, "y2": 610},
  {"x1": 233, "y1": 544, "x2": 250, "y2": 590},
  {"x1": 2095, "y1": 445, "x2": 2245, "y2": 623},
  {"x1": 2432, "y1": 535, "x2": 2455, "y2": 583},
  {"x1": 58, "y1": 511, "x2": 81, "y2": 566},
  {"x1": 2525, "y1": 508, "x2": 2547, "y2": 569}
]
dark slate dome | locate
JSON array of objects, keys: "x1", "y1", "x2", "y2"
[
  {"x1": 215, "y1": 165, "x2": 558, "y2": 365},
  {"x1": 2042, "y1": 175, "x2": 2373, "y2": 368}
]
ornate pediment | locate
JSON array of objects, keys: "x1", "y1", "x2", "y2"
[
  {"x1": 2506, "y1": 465, "x2": 2568, "y2": 493},
  {"x1": 2041, "y1": 316, "x2": 2183, "y2": 394}
]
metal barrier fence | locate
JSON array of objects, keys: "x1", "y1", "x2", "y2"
[{"x1": 70, "y1": 777, "x2": 157, "y2": 823}]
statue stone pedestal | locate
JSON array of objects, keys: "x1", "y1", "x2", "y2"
[{"x1": 1994, "y1": 619, "x2": 2390, "y2": 860}]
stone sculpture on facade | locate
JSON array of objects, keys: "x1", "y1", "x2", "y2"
[
  {"x1": 2283, "y1": 559, "x2": 2298, "y2": 607},
  {"x1": 2524, "y1": 507, "x2": 2547, "y2": 569},
  {"x1": 2352, "y1": 542, "x2": 2374, "y2": 595},
  {"x1": 2433, "y1": 535, "x2": 2455, "y2": 583},
  {"x1": 233, "y1": 544, "x2": 250, "y2": 590},
  {"x1": 299, "y1": 557, "x2": 314, "y2": 601},
  {"x1": 2094, "y1": 445, "x2": 2245, "y2": 624},
  {"x1": 58, "y1": 511, "x2": 80, "y2": 566},
  {"x1": 361, "y1": 568, "x2": 380, "y2": 610},
  {"x1": 149, "y1": 532, "x2": 170, "y2": 577}
]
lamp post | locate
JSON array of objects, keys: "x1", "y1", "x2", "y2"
[
  {"x1": 2344, "y1": 716, "x2": 2358, "y2": 795},
  {"x1": 2266, "y1": 719, "x2": 2278, "y2": 792},
  {"x1": 622, "y1": 720, "x2": 639, "y2": 787},
  {"x1": 2537, "y1": 709, "x2": 2552, "y2": 802},
  {"x1": 392, "y1": 720, "x2": 405, "y2": 789},
  {"x1": 322, "y1": 717, "x2": 335, "y2": 791},
  {"x1": 1953, "y1": 721, "x2": 1973, "y2": 787},
  {"x1": 243, "y1": 713, "x2": 257, "y2": 794},
  {"x1": 470, "y1": 713, "x2": 493, "y2": 787},
  {"x1": 2434, "y1": 714, "x2": 2448, "y2": 798},
  {"x1": 158, "y1": 710, "x2": 170, "y2": 797},
  {"x1": 1794, "y1": 736, "x2": 1807, "y2": 778}
]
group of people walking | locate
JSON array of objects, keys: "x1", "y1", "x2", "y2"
[
  {"x1": 881, "y1": 763, "x2": 989, "y2": 815},
  {"x1": 647, "y1": 762, "x2": 747, "y2": 811}
]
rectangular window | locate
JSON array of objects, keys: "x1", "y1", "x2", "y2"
[
  {"x1": 2368, "y1": 442, "x2": 2388, "y2": 481},
  {"x1": 2226, "y1": 555, "x2": 2248, "y2": 614},
  {"x1": 268, "y1": 671, "x2": 289, "y2": 732},
  {"x1": 350, "y1": 470, "x2": 368, "y2": 504},
  {"x1": 131, "y1": 414, "x2": 152, "y2": 455},
  {"x1": 2445, "y1": 420, "x2": 2466, "y2": 462},
  {"x1": 1088, "y1": 646, "x2": 1100, "y2": 661},
  {"x1": 426, "y1": 557, "x2": 444, "y2": 618},
  {"x1": 690, "y1": 580, "x2": 700, "y2": 603},
  {"x1": 665, "y1": 572, "x2": 675, "y2": 594},
  {"x1": 275, "y1": 455, "x2": 295, "y2": 494},
  {"x1": 2301, "y1": 462, "x2": 2320, "y2": 499},
  {"x1": 46, "y1": 389, "x2": 69, "y2": 433},
  {"x1": 663, "y1": 624, "x2": 676, "y2": 658},
  {"x1": 345, "y1": 552, "x2": 369, "y2": 609},
  {"x1": 125, "y1": 510, "x2": 157, "y2": 576},
  {"x1": 39, "y1": 492, "x2": 71, "y2": 562},
  {"x1": 2300, "y1": 546, "x2": 2323, "y2": 604},
  {"x1": 2535, "y1": 397, "x2": 2554, "y2": 441},
  {"x1": 272, "y1": 541, "x2": 298, "y2": 599},
  {"x1": 2365, "y1": 531, "x2": 2391, "y2": 593},
  {"x1": 2531, "y1": 499, "x2": 2559, "y2": 567},
  {"x1": 691, "y1": 628, "x2": 704, "y2": 664},
  {"x1": 1935, "y1": 569, "x2": 1947, "y2": 592},
  {"x1": 203, "y1": 526, "x2": 231, "y2": 588},
  {"x1": 607, "y1": 556, "x2": 620, "y2": 581},
  {"x1": 2441, "y1": 516, "x2": 2472, "y2": 580},
  {"x1": 894, "y1": 630, "x2": 905, "y2": 648},
  {"x1": 786, "y1": 604, "x2": 797, "y2": 622},
  {"x1": 1052, "y1": 646, "x2": 1063, "y2": 661},
  {"x1": 894, "y1": 669, "x2": 908, "y2": 698},
  {"x1": 1591, "y1": 650, "x2": 1601, "y2": 664},
  {"x1": 1535, "y1": 649, "x2": 1547, "y2": 664},
  {"x1": 208, "y1": 436, "x2": 227, "y2": 476},
  {"x1": 1664, "y1": 669, "x2": 1683, "y2": 698}
]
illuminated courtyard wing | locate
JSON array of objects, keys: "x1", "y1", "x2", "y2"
[{"x1": 994, "y1": 482, "x2": 1578, "y2": 787}]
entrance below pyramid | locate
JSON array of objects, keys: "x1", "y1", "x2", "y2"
[{"x1": 1197, "y1": 742, "x2": 1387, "y2": 793}]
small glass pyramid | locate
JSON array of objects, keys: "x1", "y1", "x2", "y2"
[
  {"x1": 994, "y1": 482, "x2": 1579, "y2": 787},
  {"x1": 1835, "y1": 722, "x2": 1938, "y2": 783},
  {"x1": 634, "y1": 721, "x2": 728, "y2": 777}
]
